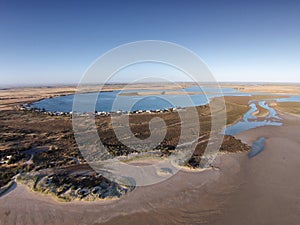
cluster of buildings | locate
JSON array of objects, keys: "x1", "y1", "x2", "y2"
[
  {"x1": 19, "y1": 103, "x2": 185, "y2": 117},
  {"x1": 19, "y1": 104, "x2": 71, "y2": 116},
  {"x1": 0, "y1": 155, "x2": 12, "y2": 165}
]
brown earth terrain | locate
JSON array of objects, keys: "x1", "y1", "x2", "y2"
[
  {"x1": 0, "y1": 86, "x2": 252, "y2": 201},
  {"x1": 1, "y1": 83, "x2": 300, "y2": 224},
  {"x1": 1, "y1": 83, "x2": 299, "y2": 202},
  {"x1": 274, "y1": 101, "x2": 300, "y2": 115}
]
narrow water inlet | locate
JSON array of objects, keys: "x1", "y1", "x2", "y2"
[
  {"x1": 225, "y1": 100, "x2": 282, "y2": 136},
  {"x1": 248, "y1": 137, "x2": 266, "y2": 158}
]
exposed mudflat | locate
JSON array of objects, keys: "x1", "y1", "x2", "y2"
[
  {"x1": 1, "y1": 84, "x2": 300, "y2": 224},
  {"x1": 1, "y1": 112, "x2": 299, "y2": 225}
]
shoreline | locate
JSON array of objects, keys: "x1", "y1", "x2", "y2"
[
  {"x1": 0, "y1": 83, "x2": 193, "y2": 110},
  {"x1": 0, "y1": 109, "x2": 300, "y2": 204},
  {"x1": 1, "y1": 84, "x2": 300, "y2": 224},
  {"x1": 1, "y1": 83, "x2": 296, "y2": 111},
  {"x1": 1, "y1": 112, "x2": 300, "y2": 224},
  {"x1": 1, "y1": 87, "x2": 294, "y2": 203}
]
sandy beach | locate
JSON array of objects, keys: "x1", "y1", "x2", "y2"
[
  {"x1": 0, "y1": 111, "x2": 299, "y2": 225},
  {"x1": 213, "y1": 112, "x2": 300, "y2": 224},
  {"x1": 1, "y1": 84, "x2": 300, "y2": 225},
  {"x1": 2, "y1": 1, "x2": 300, "y2": 224},
  {"x1": 98, "y1": 112, "x2": 300, "y2": 225}
]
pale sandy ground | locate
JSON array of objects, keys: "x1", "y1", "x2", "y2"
[
  {"x1": 118, "y1": 91, "x2": 219, "y2": 96},
  {"x1": 1, "y1": 112, "x2": 300, "y2": 225},
  {"x1": 0, "y1": 154, "x2": 235, "y2": 225},
  {"x1": 213, "y1": 112, "x2": 300, "y2": 225},
  {"x1": 224, "y1": 83, "x2": 300, "y2": 95},
  {"x1": 0, "y1": 86, "x2": 76, "y2": 110},
  {"x1": 0, "y1": 83, "x2": 191, "y2": 110},
  {"x1": 1, "y1": 83, "x2": 299, "y2": 110},
  {"x1": 1, "y1": 84, "x2": 300, "y2": 225}
]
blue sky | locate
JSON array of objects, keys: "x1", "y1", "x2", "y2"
[{"x1": 1, "y1": 0, "x2": 300, "y2": 86}]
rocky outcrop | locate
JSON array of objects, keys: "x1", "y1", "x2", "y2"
[{"x1": 17, "y1": 165, "x2": 134, "y2": 202}]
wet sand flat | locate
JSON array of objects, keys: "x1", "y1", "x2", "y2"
[
  {"x1": 1, "y1": 113, "x2": 300, "y2": 224},
  {"x1": 1, "y1": 84, "x2": 300, "y2": 224},
  {"x1": 213, "y1": 112, "x2": 300, "y2": 225},
  {"x1": 0, "y1": 153, "x2": 241, "y2": 225},
  {"x1": 98, "y1": 112, "x2": 300, "y2": 225}
]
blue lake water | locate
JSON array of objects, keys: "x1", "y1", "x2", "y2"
[
  {"x1": 31, "y1": 86, "x2": 250, "y2": 113},
  {"x1": 276, "y1": 95, "x2": 300, "y2": 102},
  {"x1": 30, "y1": 86, "x2": 300, "y2": 136}
]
